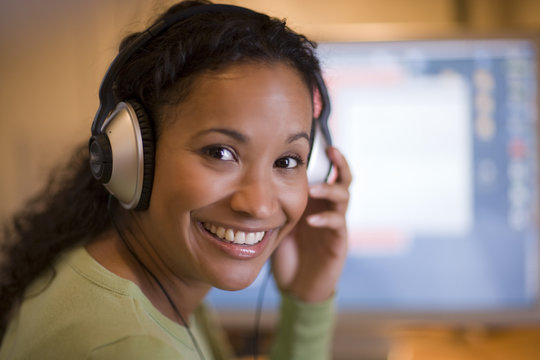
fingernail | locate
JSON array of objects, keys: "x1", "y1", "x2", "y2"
[
  {"x1": 307, "y1": 215, "x2": 325, "y2": 226},
  {"x1": 309, "y1": 185, "x2": 324, "y2": 196}
]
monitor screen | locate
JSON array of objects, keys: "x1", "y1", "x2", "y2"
[{"x1": 207, "y1": 37, "x2": 540, "y2": 323}]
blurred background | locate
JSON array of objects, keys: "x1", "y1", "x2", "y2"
[
  {"x1": 2, "y1": 1, "x2": 540, "y2": 359},
  {"x1": 3, "y1": 0, "x2": 540, "y2": 223}
]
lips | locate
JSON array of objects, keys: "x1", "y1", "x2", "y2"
[{"x1": 202, "y1": 222, "x2": 265, "y2": 245}]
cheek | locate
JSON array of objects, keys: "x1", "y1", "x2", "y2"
[
  {"x1": 280, "y1": 181, "x2": 309, "y2": 224},
  {"x1": 149, "y1": 157, "x2": 217, "y2": 217}
]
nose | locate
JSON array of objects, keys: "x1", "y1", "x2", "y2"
[{"x1": 230, "y1": 171, "x2": 278, "y2": 219}]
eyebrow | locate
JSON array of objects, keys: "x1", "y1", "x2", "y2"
[
  {"x1": 287, "y1": 132, "x2": 311, "y2": 144},
  {"x1": 195, "y1": 128, "x2": 311, "y2": 144},
  {"x1": 194, "y1": 128, "x2": 248, "y2": 142}
]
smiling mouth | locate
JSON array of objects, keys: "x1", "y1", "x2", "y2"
[{"x1": 202, "y1": 222, "x2": 265, "y2": 245}]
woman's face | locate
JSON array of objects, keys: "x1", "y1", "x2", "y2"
[{"x1": 135, "y1": 62, "x2": 312, "y2": 291}]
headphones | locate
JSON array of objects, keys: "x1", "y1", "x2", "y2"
[{"x1": 89, "y1": 3, "x2": 333, "y2": 211}]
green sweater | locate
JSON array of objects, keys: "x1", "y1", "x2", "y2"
[{"x1": 0, "y1": 246, "x2": 335, "y2": 359}]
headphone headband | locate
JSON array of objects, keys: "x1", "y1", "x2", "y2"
[{"x1": 91, "y1": 4, "x2": 262, "y2": 134}]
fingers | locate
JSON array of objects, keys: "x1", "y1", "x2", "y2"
[
  {"x1": 304, "y1": 146, "x2": 351, "y2": 228},
  {"x1": 309, "y1": 183, "x2": 349, "y2": 211},
  {"x1": 306, "y1": 211, "x2": 347, "y2": 230},
  {"x1": 308, "y1": 147, "x2": 351, "y2": 212},
  {"x1": 327, "y1": 147, "x2": 352, "y2": 187}
]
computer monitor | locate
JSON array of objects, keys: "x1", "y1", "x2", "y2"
[{"x1": 207, "y1": 35, "x2": 540, "y2": 326}]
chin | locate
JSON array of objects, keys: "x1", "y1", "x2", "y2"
[{"x1": 211, "y1": 264, "x2": 264, "y2": 292}]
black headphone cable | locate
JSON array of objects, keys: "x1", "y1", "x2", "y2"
[{"x1": 107, "y1": 195, "x2": 206, "y2": 360}]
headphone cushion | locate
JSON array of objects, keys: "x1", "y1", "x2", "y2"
[{"x1": 128, "y1": 100, "x2": 155, "y2": 210}]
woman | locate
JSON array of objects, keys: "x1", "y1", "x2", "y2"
[{"x1": 0, "y1": 1, "x2": 351, "y2": 359}]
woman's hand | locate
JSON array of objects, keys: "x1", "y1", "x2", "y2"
[{"x1": 272, "y1": 147, "x2": 352, "y2": 302}]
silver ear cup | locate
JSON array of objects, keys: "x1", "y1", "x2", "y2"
[
  {"x1": 307, "y1": 120, "x2": 333, "y2": 184},
  {"x1": 100, "y1": 102, "x2": 151, "y2": 209}
]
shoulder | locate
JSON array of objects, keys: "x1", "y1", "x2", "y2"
[{"x1": 3, "y1": 246, "x2": 194, "y2": 359}]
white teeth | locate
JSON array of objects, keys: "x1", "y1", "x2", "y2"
[
  {"x1": 203, "y1": 223, "x2": 265, "y2": 245},
  {"x1": 234, "y1": 231, "x2": 245, "y2": 244},
  {"x1": 245, "y1": 233, "x2": 256, "y2": 245},
  {"x1": 225, "y1": 229, "x2": 235, "y2": 242},
  {"x1": 216, "y1": 226, "x2": 226, "y2": 238}
]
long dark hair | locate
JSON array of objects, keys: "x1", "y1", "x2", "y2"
[{"x1": 0, "y1": 0, "x2": 321, "y2": 339}]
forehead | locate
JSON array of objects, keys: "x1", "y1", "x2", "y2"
[{"x1": 161, "y1": 62, "x2": 313, "y2": 135}]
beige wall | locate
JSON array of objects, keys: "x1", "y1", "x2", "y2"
[
  {"x1": 0, "y1": 0, "x2": 167, "y2": 222},
  {"x1": 1, "y1": 0, "x2": 540, "y2": 223}
]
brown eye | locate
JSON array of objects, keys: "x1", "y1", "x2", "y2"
[
  {"x1": 274, "y1": 156, "x2": 301, "y2": 169},
  {"x1": 204, "y1": 146, "x2": 236, "y2": 161}
]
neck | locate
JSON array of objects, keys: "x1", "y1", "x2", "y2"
[{"x1": 86, "y1": 227, "x2": 211, "y2": 326}]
